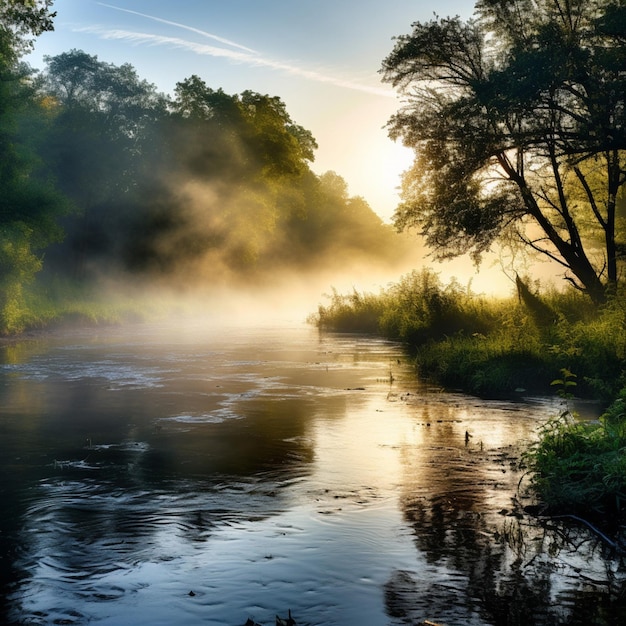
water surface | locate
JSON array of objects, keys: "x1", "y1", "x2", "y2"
[{"x1": 0, "y1": 320, "x2": 624, "y2": 625}]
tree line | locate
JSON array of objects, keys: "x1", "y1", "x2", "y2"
[
  {"x1": 0, "y1": 2, "x2": 406, "y2": 328},
  {"x1": 34, "y1": 53, "x2": 403, "y2": 281}
]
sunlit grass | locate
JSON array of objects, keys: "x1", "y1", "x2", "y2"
[{"x1": 310, "y1": 269, "x2": 626, "y2": 400}]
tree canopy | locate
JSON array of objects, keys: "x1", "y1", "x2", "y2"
[
  {"x1": 381, "y1": 0, "x2": 626, "y2": 303},
  {"x1": 29, "y1": 51, "x2": 405, "y2": 286}
]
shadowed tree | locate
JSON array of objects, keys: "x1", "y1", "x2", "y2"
[
  {"x1": 33, "y1": 60, "x2": 408, "y2": 284},
  {"x1": 381, "y1": 0, "x2": 626, "y2": 304},
  {"x1": 0, "y1": 0, "x2": 66, "y2": 331},
  {"x1": 125, "y1": 76, "x2": 321, "y2": 276},
  {"x1": 35, "y1": 50, "x2": 168, "y2": 275}
]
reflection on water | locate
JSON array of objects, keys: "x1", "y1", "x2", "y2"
[{"x1": 0, "y1": 321, "x2": 624, "y2": 625}]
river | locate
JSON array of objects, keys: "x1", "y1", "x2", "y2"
[{"x1": 0, "y1": 319, "x2": 624, "y2": 625}]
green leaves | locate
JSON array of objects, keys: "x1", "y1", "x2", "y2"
[
  {"x1": 0, "y1": 0, "x2": 55, "y2": 68},
  {"x1": 550, "y1": 368, "x2": 578, "y2": 399},
  {"x1": 382, "y1": 0, "x2": 626, "y2": 303}
]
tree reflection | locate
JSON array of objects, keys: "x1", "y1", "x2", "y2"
[{"x1": 388, "y1": 398, "x2": 626, "y2": 625}]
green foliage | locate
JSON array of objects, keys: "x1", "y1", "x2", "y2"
[
  {"x1": 0, "y1": 0, "x2": 55, "y2": 68},
  {"x1": 0, "y1": 211, "x2": 65, "y2": 334},
  {"x1": 525, "y1": 393, "x2": 626, "y2": 516},
  {"x1": 381, "y1": 0, "x2": 626, "y2": 303},
  {"x1": 6, "y1": 277, "x2": 161, "y2": 333},
  {"x1": 28, "y1": 53, "x2": 406, "y2": 286},
  {"x1": 312, "y1": 273, "x2": 626, "y2": 399},
  {"x1": 0, "y1": 41, "x2": 412, "y2": 332},
  {"x1": 313, "y1": 265, "x2": 626, "y2": 514},
  {"x1": 0, "y1": 2, "x2": 71, "y2": 334},
  {"x1": 312, "y1": 269, "x2": 478, "y2": 339},
  {"x1": 550, "y1": 368, "x2": 578, "y2": 398}
]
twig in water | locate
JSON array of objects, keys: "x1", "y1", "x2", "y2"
[{"x1": 552, "y1": 514, "x2": 625, "y2": 553}]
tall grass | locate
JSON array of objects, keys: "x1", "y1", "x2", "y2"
[
  {"x1": 310, "y1": 287, "x2": 386, "y2": 334},
  {"x1": 310, "y1": 268, "x2": 626, "y2": 400}
]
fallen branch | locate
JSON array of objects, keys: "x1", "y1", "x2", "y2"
[{"x1": 551, "y1": 514, "x2": 625, "y2": 553}]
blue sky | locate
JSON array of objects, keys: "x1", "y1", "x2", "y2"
[{"x1": 28, "y1": 0, "x2": 476, "y2": 221}]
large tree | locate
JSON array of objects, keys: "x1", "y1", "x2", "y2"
[
  {"x1": 35, "y1": 50, "x2": 168, "y2": 275},
  {"x1": 381, "y1": 0, "x2": 626, "y2": 303}
]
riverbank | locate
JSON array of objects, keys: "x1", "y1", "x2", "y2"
[
  {"x1": 309, "y1": 269, "x2": 626, "y2": 529},
  {"x1": 310, "y1": 269, "x2": 624, "y2": 401}
]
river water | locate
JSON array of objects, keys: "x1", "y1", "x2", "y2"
[{"x1": 0, "y1": 320, "x2": 624, "y2": 625}]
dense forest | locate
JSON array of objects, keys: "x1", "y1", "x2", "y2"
[{"x1": 0, "y1": 6, "x2": 410, "y2": 333}]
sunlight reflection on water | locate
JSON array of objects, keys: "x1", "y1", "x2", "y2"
[{"x1": 0, "y1": 321, "x2": 624, "y2": 625}]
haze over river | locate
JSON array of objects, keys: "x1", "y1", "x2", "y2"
[{"x1": 1, "y1": 320, "x2": 624, "y2": 625}]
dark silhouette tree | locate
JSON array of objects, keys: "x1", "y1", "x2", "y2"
[
  {"x1": 381, "y1": 0, "x2": 626, "y2": 304},
  {"x1": 35, "y1": 50, "x2": 168, "y2": 276}
]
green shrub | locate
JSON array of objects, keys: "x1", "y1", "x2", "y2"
[{"x1": 525, "y1": 389, "x2": 626, "y2": 517}]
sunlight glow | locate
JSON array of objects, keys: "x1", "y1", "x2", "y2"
[{"x1": 378, "y1": 141, "x2": 413, "y2": 202}]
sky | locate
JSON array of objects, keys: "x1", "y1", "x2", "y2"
[{"x1": 26, "y1": 0, "x2": 477, "y2": 224}]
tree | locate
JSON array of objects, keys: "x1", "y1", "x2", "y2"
[
  {"x1": 0, "y1": 0, "x2": 62, "y2": 331},
  {"x1": 171, "y1": 76, "x2": 317, "y2": 178},
  {"x1": 381, "y1": 0, "x2": 626, "y2": 304},
  {"x1": 35, "y1": 50, "x2": 168, "y2": 276},
  {"x1": 0, "y1": 0, "x2": 55, "y2": 68}
]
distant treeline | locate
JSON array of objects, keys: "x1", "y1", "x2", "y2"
[{"x1": 1, "y1": 47, "x2": 411, "y2": 328}]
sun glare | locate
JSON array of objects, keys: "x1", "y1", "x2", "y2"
[{"x1": 380, "y1": 141, "x2": 414, "y2": 193}]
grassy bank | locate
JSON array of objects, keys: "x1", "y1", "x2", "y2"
[
  {"x1": 310, "y1": 269, "x2": 625, "y2": 401},
  {"x1": 310, "y1": 269, "x2": 626, "y2": 523},
  {"x1": 0, "y1": 278, "x2": 162, "y2": 336}
]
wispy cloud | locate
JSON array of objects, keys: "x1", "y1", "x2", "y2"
[
  {"x1": 97, "y1": 2, "x2": 258, "y2": 53},
  {"x1": 86, "y1": 4, "x2": 394, "y2": 98}
]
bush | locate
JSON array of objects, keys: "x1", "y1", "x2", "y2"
[{"x1": 525, "y1": 390, "x2": 626, "y2": 518}]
